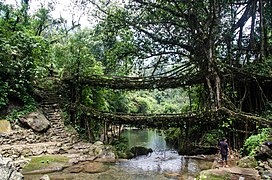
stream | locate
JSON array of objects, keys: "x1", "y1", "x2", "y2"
[
  {"x1": 116, "y1": 128, "x2": 213, "y2": 179},
  {"x1": 24, "y1": 128, "x2": 214, "y2": 180}
]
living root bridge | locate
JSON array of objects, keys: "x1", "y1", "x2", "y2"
[
  {"x1": 78, "y1": 104, "x2": 272, "y2": 128},
  {"x1": 63, "y1": 73, "x2": 204, "y2": 90},
  {"x1": 218, "y1": 107, "x2": 272, "y2": 126}
]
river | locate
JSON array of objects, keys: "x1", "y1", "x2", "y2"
[
  {"x1": 24, "y1": 128, "x2": 214, "y2": 180},
  {"x1": 116, "y1": 128, "x2": 214, "y2": 179}
]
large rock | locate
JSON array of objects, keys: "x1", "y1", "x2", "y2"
[
  {"x1": 19, "y1": 111, "x2": 50, "y2": 132},
  {"x1": 64, "y1": 162, "x2": 109, "y2": 174},
  {"x1": 0, "y1": 120, "x2": 12, "y2": 133},
  {"x1": 237, "y1": 156, "x2": 258, "y2": 168},
  {"x1": 255, "y1": 145, "x2": 272, "y2": 161},
  {"x1": 40, "y1": 175, "x2": 50, "y2": 180},
  {"x1": 83, "y1": 162, "x2": 109, "y2": 173},
  {"x1": 0, "y1": 155, "x2": 24, "y2": 180},
  {"x1": 130, "y1": 146, "x2": 153, "y2": 157}
]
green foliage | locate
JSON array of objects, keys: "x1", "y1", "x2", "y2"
[
  {"x1": 241, "y1": 128, "x2": 272, "y2": 156},
  {"x1": 50, "y1": 29, "x2": 110, "y2": 131},
  {"x1": 244, "y1": 57, "x2": 272, "y2": 75},
  {"x1": 0, "y1": 81, "x2": 9, "y2": 108},
  {"x1": 221, "y1": 117, "x2": 234, "y2": 128},
  {"x1": 160, "y1": 102, "x2": 179, "y2": 114},
  {"x1": 126, "y1": 89, "x2": 190, "y2": 114},
  {"x1": 0, "y1": 2, "x2": 49, "y2": 110},
  {"x1": 200, "y1": 129, "x2": 224, "y2": 146},
  {"x1": 51, "y1": 30, "x2": 102, "y2": 79},
  {"x1": 94, "y1": 9, "x2": 136, "y2": 75},
  {"x1": 111, "y1": 136, "x2": 130, "y2": 158},
  {"x1": 262, "y1": 101, "x2": 272, "y2": 119},
  {"x1": 6, "y1": 99, "x2": 36, "y2": 121},
  {"x1": 127, "y1": 91, "x2": 156, "y2": 114},
  {"x1": 107, "y1": 91, "x2": 129, "y2": 113},
  {"x1": 164, "y1": 128, "x2": 180, "y2": 148}
]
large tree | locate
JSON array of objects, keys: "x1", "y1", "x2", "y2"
[
  {"x1": 79, "y1": 0, "x2": 272, "y2": 150},
  {"x1": 89, "y1": 0, "x2": 272, "y2": 112}
]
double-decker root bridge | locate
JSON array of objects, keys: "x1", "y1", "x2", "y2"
[{"x1": 63, "y1": 72, "x2": 272, "y2": 129}]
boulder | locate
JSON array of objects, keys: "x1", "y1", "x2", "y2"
[
  {"x1": 0, "y1": 120, "x2": 12, "y2": 133},
  {"x1": 83, "y1": 162, "x2": 109, "y2": 173},
  {"x1": 64, "y1": 162, "x2": 109, "y2": 174},
  {"x1": 237, "y1": 156, "x2": 258, "y2": 168},
  {"x1": 94, "y1": 141, "x2": 104, "y2": 146},
  {"x1": 119, "y1": 150, "x2": 134, "y2": 159},
  {"x1": 19, "y1": 111, "x2": 50, "y2": 132},
  {"x1": 255, "y1": 145, "x2": 272, "y2": 161},
  {"x1": 0, "y1": 155, "x2": 24, "y2": 180},
  {"x1": 263, "y1": 142, "x2": 272, "y2": 149},
  {"x1": 130, "y1": 146, "x2": 153, "y2": 157},
  {"x1": 40, "y1": 174, "x2": 50, "y2": 180}
]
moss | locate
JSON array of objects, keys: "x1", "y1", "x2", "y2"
[
  {"x1": 22, "y1": 155, "x2": 69, "y2": 172},
  {"x1": 197, "y1": 171, "x2": 231, "y2": 180}
]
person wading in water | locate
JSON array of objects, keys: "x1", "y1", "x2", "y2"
[{"x1": 219, "y1": 137, "x2": 230, "y2": 167}]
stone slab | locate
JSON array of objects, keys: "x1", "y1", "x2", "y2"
[{"x1": 0, "y1": 120, "x2": 12, "y2": 133}]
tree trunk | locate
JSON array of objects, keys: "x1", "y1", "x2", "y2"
[
  {"x1": 259, "y1": 0, "x2": 265, "y2": 61},
  {"x1": 205, "y1": 39, "x2": 222, "y2": 110}
]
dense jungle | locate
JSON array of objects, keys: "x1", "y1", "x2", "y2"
[{"x1": 1, "y1": 0, "x2": 272, "y2": 160}]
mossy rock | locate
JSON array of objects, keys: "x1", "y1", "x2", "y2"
[
  {"x1": 237, "y1": 156, "x2": 258, "y2": 168},
  {"x1": 130, "y1": 146, "x2": 153, "y2": 157},
  {"x1": 22, "y1": 155, "x2": 69, "y2": 173},
  {"x1": 197, "y1": 170, "x2": 231, "y2": 180},
  {"x1": 117, "y1": 150, "x2": 134, "y2": 159}
]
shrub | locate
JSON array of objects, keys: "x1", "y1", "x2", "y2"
[{"x1": 241, "y1": 128, "x2": 272, "y2": 156}]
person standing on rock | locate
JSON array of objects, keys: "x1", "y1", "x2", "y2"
[{"x1": 219, "y1": 137, "x2": 230, "y2": 167}]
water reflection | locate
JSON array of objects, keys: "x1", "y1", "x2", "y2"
[{"x1": 122, "y1": 128, "x2": 168, "y2": 150}]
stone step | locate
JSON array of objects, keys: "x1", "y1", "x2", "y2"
[
  {"x1": 47, "y1": 114, "x2": 61, "y2": 118},
  {"x1": 47, "y1": 117, "x2": 61, "y2": 120},
  {"x1": 40, "y1": 104, "x2": 59, "y2": 107},
  {"x1": 47, "y1": 111, "x2": 61, "y2": 114},
  {"x1": 44, "y1": 113, "x2": 62, "y2": 119},
  {"x1": 49, "y1": 119, "x2": 62, "y2": 122},
  {"x1": 50, "y1": 124, "x2": 64, "y2": 127}
]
